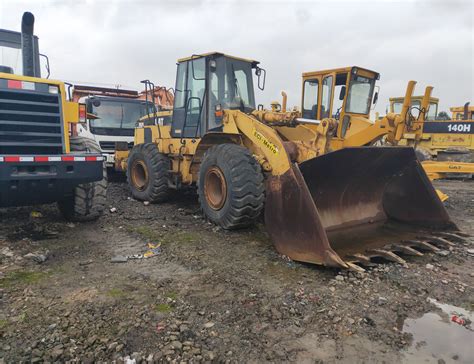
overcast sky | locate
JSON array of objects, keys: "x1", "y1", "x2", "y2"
[{"x1": 1, "y1": 0, "x2": 472, "y2": 114}]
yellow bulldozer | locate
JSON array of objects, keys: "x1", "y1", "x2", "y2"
[{"x1": 121, "y1": 53, "x2": 464, "y2": 271}]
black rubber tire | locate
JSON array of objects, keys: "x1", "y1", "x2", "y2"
[
  {"x1": 58, "y1": 136, "x2": 107, "y2": 221},
  {"x1": 127, "y1": 143, "x2": 171, "y2": 202},
  {"x1": 198, "y1": 144, "x2": 265, "y2": 230},
  {"x1": 437, "y1": 149, "x2": 474, "y2": 163}
]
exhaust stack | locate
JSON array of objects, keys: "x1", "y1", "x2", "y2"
[
  {"x1": 21, "y1": 12, "x2": 36, "y2": 77},
  {"x1": 463, "y1": 102, "x2": 470, "y2": 120}
]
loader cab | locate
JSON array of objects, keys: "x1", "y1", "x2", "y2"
[
  {"x1": 0, "y1": 23, "x2": 41, "y2": 77},
  {"x1": 302, "y1": 66, "x2": 379, "y2": 139},
  {"x1": 171, "y1": 52, "x2": 260, "y2": 138}
]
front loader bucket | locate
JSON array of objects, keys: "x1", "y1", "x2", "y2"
[{"x1": 265, "y1": 147, "x2": 457, "y2": 269}]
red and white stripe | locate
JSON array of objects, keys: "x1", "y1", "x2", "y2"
[{"x1": 0, "y1": 155, "x2": 104, "y2": 163}]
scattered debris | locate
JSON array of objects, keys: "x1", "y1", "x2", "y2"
[
  {"x1": 110, "y1": 207, "x2": 117, "y2": 213},
  {"x1": 143, "y1": 201, "x2": 150, "y2": 206},
  {"x1": 79, "y1": 260, "x2": 93, "y2": 266},
  {"x1": 0, "y1": 247, "x2": 14, "y2": 258},
  {"x1": 467, "y1": 248, "x2": 474, "y2": 256},
  {"x1": 24, "y1": 251, "x2": 49, "y2": 264},
  {"x1": 110, "y1": 255, "x2": 128, "y2": 263},
  {"x1": 425, "y1": 263, "x2": 434, "y2": 270},
  {"x1": 451, "y1": 315, "x2": 466, "y2": 326},
  {"x1": 203, "y1": 322, "x2": 215, "y2": 329},
  {"x1": 143, "y1": 242, "x2": 161, "y2": 258},
  {"x1": 30, "y1": 211, "x2": 43, "y2": 218}
]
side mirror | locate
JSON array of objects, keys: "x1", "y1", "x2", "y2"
[
  {"x1": 92, "y1": 99, "x2": 101, "y2": 107},
  {"x1": 373, "y1": 91, "x2": 379, "y2": 105},
  {"x1": 39, "y1": 54, "x2": 50, "y2": 79},
  {"x1": 339, "y1": 86, "x2": 346, "y2": 100},
  {"x1": 255, "y1": 66, "x2": 266, "y2": 91}
]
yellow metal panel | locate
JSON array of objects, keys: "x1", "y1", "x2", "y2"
[
  {"x1": 63, "y1": 101, "x2": 79, "y2": 123},
  {"x1": 0, "y1": 72, "x2": 65, "y2": 86},
  {"x1": 227, "y1": 110, "x2": 291, "y2": 176},
  {"x1": 432, "y1": 134, "x2": 471, "y2": 147}
]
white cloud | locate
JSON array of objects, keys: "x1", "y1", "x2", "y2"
[{"x1": 1, "y1": 0, "x2": 472, "y2": 113}]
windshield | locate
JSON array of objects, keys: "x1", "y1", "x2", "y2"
[
  {"x1": 0, "y1": 45, "x2": 22, "y2": 75},
  {"x1": 392, "y1": 100, "x2": 436, "y2": 120},
  {"x1": 345, "y1": 74, "x2": 375, "y2": 114},
  {"x1": 427, "y1": 102, "x2": 438, "y2": 120},
  {"x1": 89, "y1": 99, "x2": 154, "y2": 130},
  {"x1": 393, "y1": 100, "x2": 421, "y2": 114},
  {"x1": 226, "y1": 59, "x2": 256, "y2": 111}
]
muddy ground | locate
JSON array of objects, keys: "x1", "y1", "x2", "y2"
[{"x1": 0, "y1": 178, "x2": 473, "y2": 363}]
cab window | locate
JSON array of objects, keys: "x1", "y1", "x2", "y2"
[
  {"x1": 321, "y1": 76, "x2": 333, "y2": 118},
  {"x1": 345, "y1": 74, "x2": 375, "y2": 114},
  {"x1": 302, "y1": 79, "x2": 319, "y2": 119}
]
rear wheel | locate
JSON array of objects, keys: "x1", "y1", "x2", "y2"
[
  {"x1": 198, "y1": 144, "x2": 265, "y2": 229},
  {"x1": 127, "y1": 143, "x2": 171, "y2": 202},
  {"x1": 58, "y1": 136, "x2": 107, "y2": 221}
]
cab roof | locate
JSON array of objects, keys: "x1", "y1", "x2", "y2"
[
  {"x1": 450, "y1": 105, "x2": 474, "y2": 112},
  {"x1": 389, "y1": 96, "x2": 439, "y2": 103},
  {"x1": 177, "y1": 52, "x2": 260, "y2": 67},
  {"x1": 303, "y1": 66, "x2": 379, "y2": 79}
]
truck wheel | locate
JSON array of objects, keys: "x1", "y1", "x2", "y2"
[
  {"x1": 127, "y1": 143, "x2": 171, "y2": 202},
  {"x1": 198, "y1": 144, "x2": 265, "y2": 230},
  {"x1": 58, "y1": 136, "x2": 107, "y2": 221}
]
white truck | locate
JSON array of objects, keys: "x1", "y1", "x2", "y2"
[{"x1": 73, "y1": 85, "x2": 155, "y2": 169}]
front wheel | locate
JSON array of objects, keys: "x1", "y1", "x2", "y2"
[
  {"x1": 198, "y1": 144, "x2": 265, "y2": 230},
  {"x1": 127, "y1": 143, "x2": 171, "y2": 202}
]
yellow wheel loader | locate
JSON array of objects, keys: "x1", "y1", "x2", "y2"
[
  {"x1": 0, "y1": 12, "x2": 106, "y2": 220},
  {"x1": 124, "y1": 53, "x2": 462, "y2": 270},
  {"x1": 300, "y1": 67, "x2": 474, "y2": 181}
]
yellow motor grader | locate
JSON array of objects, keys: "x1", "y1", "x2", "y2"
[{"x1": 122, "y1": 53, "x2": 463, "y2": 271}]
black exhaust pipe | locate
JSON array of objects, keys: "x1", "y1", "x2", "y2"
[
  {"x1": 463, "y1": 102, "x2": 470, "y2": 120},
  {"x1": 21, "y1": 12, "x2": 36, "y2": 77}
]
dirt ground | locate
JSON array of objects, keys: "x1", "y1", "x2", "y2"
[{"x1": 0, "y1": 178, "x2": 473, "y2": 363}]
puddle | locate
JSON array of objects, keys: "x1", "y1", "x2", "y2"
[{"x1": 402, "y1": 298, "x2": 474, "y2": 363}]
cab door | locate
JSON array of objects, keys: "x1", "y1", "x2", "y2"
[
  {"x1": 301, "y1": 77, "x2": 320, "y2": 119},
  {"x1": 171, "y1": 58, "x2": 206, "y2": 138},
  {"x1": 321, "y1": 74, "x2": 335, "y2": 120}
]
